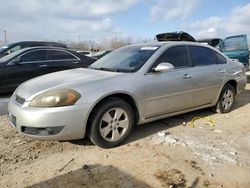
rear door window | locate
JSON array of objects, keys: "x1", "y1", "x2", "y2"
[
  {"x1": 48, "y1": 50, "x2": 77, "y2": 60},
  {"x1": 153, "y1": 46, "x2": 189, "y2": 69},
  {"x1": 20, "y1": 50, "x2": 48, "y2": 63},
  {"x1": 189, "y1": 46, "x2": 217, "y2": 66}
]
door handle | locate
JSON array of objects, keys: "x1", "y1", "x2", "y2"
[
  {"x1": 39, "y1": 64, "x2": 48, "y2": 68},
  {"x1": 73, "y1": 61, "x2": 79, "y2": 64},
  {"x1": 217, "y1": 69, "x2": 226, "y2": 73},
  {"x1": 183, "y1": 74, "x2": 192, "y2": 79}
]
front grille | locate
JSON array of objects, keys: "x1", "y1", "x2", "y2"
[{"x1": 15, "y1": 95, "x2": 25, "y2": 105}]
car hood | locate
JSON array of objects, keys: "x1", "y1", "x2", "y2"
[{"x1": 15, "y1": 68, "x2": 122, "y2": 100}]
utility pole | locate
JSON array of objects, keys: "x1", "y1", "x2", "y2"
[{"x1": 4, "y1": 30, "x2": 7, "y2": 44}]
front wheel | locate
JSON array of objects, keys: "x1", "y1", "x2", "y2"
[
  {"x1": 214, "y1": 84, "x2": 236, "y2": 113},
  {"x1": 88, "y1": 97, "x2": 134, "y2": 148}
]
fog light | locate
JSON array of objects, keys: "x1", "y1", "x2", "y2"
[{"x1": 21, "y1": 126, "x2": 64, "y2": 136}]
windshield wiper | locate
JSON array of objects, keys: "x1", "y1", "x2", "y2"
[{"x1": 89, "y1": 66, "x2": 119, "y2": 72}]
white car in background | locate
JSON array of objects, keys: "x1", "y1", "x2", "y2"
[{"x1": 77, "y1": 50, "x2": 93, "y2": 57}]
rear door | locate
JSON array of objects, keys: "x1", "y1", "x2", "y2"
[
  {"x1": 187, "y1": 45, "x2": 225, "y2": 106},
  {"x1": 220, "y1": 35, "x2": 249, "y2": 66},
  {"x1": 46, "y1": 49, "x2": 81, "y2": 73}
]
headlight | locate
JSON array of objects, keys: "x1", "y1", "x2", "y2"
[{"x1": 29, "y1": 89, "x2": 81, "y2": 107}]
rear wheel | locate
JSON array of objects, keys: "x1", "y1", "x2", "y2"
[
  {"x1": 88, "y1": 97, "x2": 134, "y2": 148},
  {"x1": 214, "y1": 84, "x2": 236, "y2": 113}
]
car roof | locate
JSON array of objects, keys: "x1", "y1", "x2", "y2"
[
  {"x1": 9, "y1": 41, "x2": 65, "y2": 45},
  {"x1": 126, "y1": 41, "x2": 227, "y2": 57},
  {"x1": 126, "y1": 41, "x2": 208, "y2": 48},
  {"x1": 197, "y1": 38, "x2": 222, "y2": 41},
  {"x1": 4, "y1": 41, "x2": 67, "y2": 49},
  {"x1": 20, "y1": 46, "x2": 70, "y2": 51},
  {"x1": 156, "y1": 32, "x2": 196, "y2": 42}
]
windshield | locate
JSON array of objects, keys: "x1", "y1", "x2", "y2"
[
  {"x1": 0, "y1": 48, "x2": 26, "y2": 63},
  {"x1": 89, "y1": 45, "x2": 159, "y2": 72},
  {"x1": 0, "y1": 46, "x2": 8, "y2": 53}
]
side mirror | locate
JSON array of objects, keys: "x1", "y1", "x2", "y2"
[
  {"x1": 154, "y1": 62, "x2": 174, "y2": 72},
  {"x1": 4, "y1": 50, "x2": 11, "y2": 55}
]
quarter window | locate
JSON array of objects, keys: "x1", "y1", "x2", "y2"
[
  {"x1": 189, "y1": 46, "x2": 217, "y2": 66},
  {"x1": 20, "y1": 50, "x2": 48, "y2": 62},
  {"x1": 153, "y1": 46, "x2": 189, "y2": 69},
  {"x1": 48, "y1": 50, "x2": 77, "y2": 60},
  {"x1": 215, "y1": 53, "x2": 227, "y2": 64}
]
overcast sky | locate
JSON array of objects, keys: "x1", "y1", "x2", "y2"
[{"x1": 0, "y1": 0, "x2": 250, "y2": 44}]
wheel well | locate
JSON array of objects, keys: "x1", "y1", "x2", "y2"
[
  {"x1": 86, "y1": 93, "x2": 140, "y2": 135},
  {"x1": 225, "y1": 80, "x2": 237, "y2": 94}
]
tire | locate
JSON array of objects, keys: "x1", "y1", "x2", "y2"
[
  {"x1": 88, "y1": 97, "x2": 134, "y2": 148},
  {"x1": 214, "y1": 84, "x2": 236, "y2": 113}
]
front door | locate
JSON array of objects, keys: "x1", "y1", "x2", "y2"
[
  {"x1": 143, "y1": 45, "x2": 194, "y2": 118},
  {"x1": 0, "y1": 49, "x2": 49, "y2": 91}
]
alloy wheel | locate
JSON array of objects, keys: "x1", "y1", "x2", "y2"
[
  {"x1": 222, "y1": 89, "x2": 234, "y2": 111},
  {"x1": 99, "y1": 108, "x2": 129, "y2": 142}
]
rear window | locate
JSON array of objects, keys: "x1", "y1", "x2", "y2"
[
  {"x1": 48, "y1": 50, "x2": 77, "y2": 60},
  {"x1": 190, "y1": 46, "x2": 217, "y2": 66}
]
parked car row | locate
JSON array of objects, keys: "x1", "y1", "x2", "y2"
[
  {"x1": 0, "y1": 41, "x2": 114, "y2": 94},
  {"x1": 0, "y1": 41, "x2": 67, "y2": 58},
  {"x1": 8, "y1": 41, "x2": 247, "y2": 148},
  {"x1": 0, "y1": 41, "x2": 113, "y2": 60},
  {"x1": 0, "y1": 32, "x2": 248, "y2": 148},
  {"x1": 0, "y1": 47, "x2": 96, "y2": 94}
]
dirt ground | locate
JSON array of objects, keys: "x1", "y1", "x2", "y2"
[{"x1": 0, "y1": 84, "x2": 250, "y2": 188}]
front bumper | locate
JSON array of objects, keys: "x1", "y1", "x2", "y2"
[{"x1": 8, "y1": 96, "x2": 91, "y2": 140}]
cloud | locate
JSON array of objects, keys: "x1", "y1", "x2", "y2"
[
  {"x1": 182, "y1": 3, "x2": 250, "y2": 39},
  {"x1": 0, "y1": 0, "x2": 141, "y2": 43},
  {"x1": 150, "y1": 0, "x2": 200, "y2": 21}
]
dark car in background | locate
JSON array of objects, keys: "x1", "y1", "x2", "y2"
[
  {"x1": 0, "y1": 47, "x2": 96, "y2": 94},
  {"x1": 0, "y1": 41, "x2": 67, "y2": 58},
  {"x1": 197, "y1": 38, "x2": 222, "y2": 47},
  {"x1": 156, "y1": 31, "x2": 195, "y2": 42}
]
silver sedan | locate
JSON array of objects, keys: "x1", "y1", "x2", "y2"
[{"x1": 8, "y1": 42, "x2": 247, "y2": 148}]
